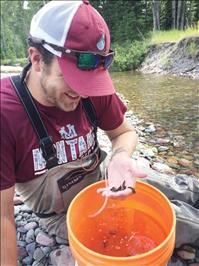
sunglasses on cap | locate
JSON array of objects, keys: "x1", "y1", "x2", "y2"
[{"x1": 28, "y1": 37, "x2": 114, "y2": 70}]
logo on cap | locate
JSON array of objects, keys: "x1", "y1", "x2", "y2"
[{"x1": 97, "y1": 34, "x2": 105, "y2": 51}]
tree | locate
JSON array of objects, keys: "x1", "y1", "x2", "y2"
[
  {"x1": 176, "y1": 0, "x2": 186, "y2": 30},
  {"x1": 152, "y1": 0, "x2": 160, "y2": 31},
  {"x1": 171, "y1": 0, "x2": 177, "y2": 29},
  {"x1": 170, "y1": 0, "x2": 186, "y2": 30}
]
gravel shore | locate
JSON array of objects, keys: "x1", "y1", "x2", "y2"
[{"x1": 1, "y1": 69, "x2": 198, "y2": 265}]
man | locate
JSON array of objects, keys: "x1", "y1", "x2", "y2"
[{"x1": 0, "y1": 1, "x2": 146, "y2": 265}]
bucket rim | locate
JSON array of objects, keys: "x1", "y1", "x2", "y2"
[{"x1": 67, "y1": 180, "x2": 176, "y2": 261}]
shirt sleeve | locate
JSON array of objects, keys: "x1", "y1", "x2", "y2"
[
  {"x1": 90, "y1": 94, "x2": 127, "y2": 131},
  {"x1": 0, "y1": 103, "x2": 16, "y2": 190}
]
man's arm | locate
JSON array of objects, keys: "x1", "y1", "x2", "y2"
[
  {"x1": 98, "y1": 118, "x2": 146, "y2": 198},
  {"x1": 106, "y1": 118, "x2": 138, "y2": 156},
  {"x1": 1, "y1": 186, "x2": 17, "y2": 266}
]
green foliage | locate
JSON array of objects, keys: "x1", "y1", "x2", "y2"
[
  {"x1": 90, "y1": 0, "x2": 152, "y2": 43},
  {"x1": 111, "y1": 41, "x2": 149, "y2": 72},
  {"x1": 1, "y1": 58, "x2": 28, "y2": 66},
  {"x1": 160, "y1": 0, "x2": 172, "y2": 30},
  {"x1": 186, "y1": 42, "x2": 198, "y2": 58},
  {"x1": 1, "y1": 0, "x2": 50, "y2": 61},
  {"x1": 150, "y1": 27, "x2": 199, "y2": 44},
  {"x1": 160, "y1": 58, "x2": 172, "y2": 70}
]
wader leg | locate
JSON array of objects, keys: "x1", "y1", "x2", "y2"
[
  {"x1": 39, "y1": 213, "x2": 69, "y2": 243},
  {"x1": 142, "y1": 171, "x2": 199, "y2": 265}
]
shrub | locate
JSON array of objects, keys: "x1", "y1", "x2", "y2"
[
  {"x1": 1, "y1": 58, "x2": 28, "y2": 66},
  {"x1": 110, "y1": 41, "x2": 149, "y2": 72},
  {"x1": 186, "y1": 42, "x2": 198, "y2": 58}
]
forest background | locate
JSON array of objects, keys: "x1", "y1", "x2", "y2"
[{"x1": 1, "y1": 0, "x2": 199, "y2": 71}]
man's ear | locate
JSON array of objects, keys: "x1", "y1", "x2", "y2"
[{"x1": 28, "y1": 47, "x2": 43, "y2": 72}]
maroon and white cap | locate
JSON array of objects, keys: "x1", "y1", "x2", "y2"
[{"x1": 30, "y1": 0, "x2": 115, "y2": 97}]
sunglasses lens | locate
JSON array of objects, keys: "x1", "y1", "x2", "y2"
[
  {"x1": 77, "y1": 52, "x2": 114, "y2": 70},
  {"x1": 78, "y1": 53, "x2": 96, "y2": 69}
]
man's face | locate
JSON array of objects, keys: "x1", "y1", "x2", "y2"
[{"x1": 40, "y1": 57, "x2": 82, "y2": 112}]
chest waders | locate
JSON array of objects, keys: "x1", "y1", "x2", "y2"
[{"x1": 10, "y1": 65, "x2": 107, "y2": 240}]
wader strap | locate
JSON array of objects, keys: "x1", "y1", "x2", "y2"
[
  {"x1": 82, "y1": 98, "x2": 99, "y2": 129},
  {"x1": 10, "y1": 75, "x2": 58, "y2": 169},
  {"x1": 10, "y1": 73, "x2": 99, "y2": 170}
]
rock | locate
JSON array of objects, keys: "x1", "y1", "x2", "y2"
[
  {"x1": 158, "y1": 146, "x2": 169, "y2": 152},
  {"x1": 178, "y1": 158, "x2": 192, "y2": 167},
  {"x1": 20, "y1": 205, "x2": 32, "y2": 213},
  {"x1": 22, "y1": 256, "x2": 33, "y2": 265},
  {"x1": 17, "y1": 240, "x2": 26, "y2": 247},
  {"x1": 36, "y1": 232, "x2": 56, "y2": 247},
  {"x1": 24, "y1": 222, "x2": 38, "y2": 231},
  {"x1": 193, "y1": 153, "x2": 199, "y2": 160},
  {"x1": 179, "y1": 169, "x2": 194, "y2": 175},
  {"x1": 33, "y1": 247, "x2": 45, "y2": 261},
  {"x1": 156, "y1": 138, "x2": 170, "y2": 145},
  {"x1": 50, "y1": 246, "x2": 75, "y2": 266},
  {"x1": 17, "y1": 226, "x2": 28, "y2": 234},
  {"x1": 14, "y1": 206, "x2": 21, "y2": 216},
  {"x1": 41, "y1": 246, "x2": 52, "y2": 256},
  {"x1": 25, "y1": 229, "x2": 35, "y2": 243},
  {"x1": 55, "y1": 236, "x2": 69, "y2": 245},
  {"x1": 15, "y1": 215, "x2": 23, "y2": 222},
  {"x1": 167, "y1": 157, "x2": 178, "y2": 165},
  {"x1": 35, "y1": 228, "x2": 42, "y2": 237},
  {"x1": 16, "y1": 220, "x2": 27, "y2": 227},
  {"x1": 152, "y1": 162, "x2": 175, "y2": 175},
  {"x1": 17, "y1": 246, "x2": 28, "y2": 257},
  {"x1": 193, "y1": 160, "x2": 199, "y2": 168},
  {"x1": 142, "y1": 148, "x2": 156, "y2": 158},
  {"x1": 145, "y1": 124, "x2": 156, "y2": 133},
  {"x1": 26, "y1": 242, "x2": 36, "y2": 257},
  {"x1": 172, "y1": 136, "x2": 186, "y2": 148}
]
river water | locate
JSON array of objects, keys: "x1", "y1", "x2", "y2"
[{"x1": 111, "y1": 71, "x2": 199, "y2": 174}]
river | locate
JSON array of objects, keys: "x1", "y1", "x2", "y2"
[{"x1": 111, "y1": 71, "x2": 199, "y2": 175}]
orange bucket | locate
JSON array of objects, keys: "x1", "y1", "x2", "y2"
[{"x1": 67, "y1": 180, "x2": 176, "y2": 266}]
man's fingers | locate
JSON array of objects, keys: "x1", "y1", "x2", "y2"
[
  {"x1": 132, "y1": 170, "x2": 147, "y2": 178},
  {"x1": 131, "y1": 160, "x2": 148, "y2": 178},
  {"x1": 97, "y1": 187, "x2": 135, "y2": 199}
]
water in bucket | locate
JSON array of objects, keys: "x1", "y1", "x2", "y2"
[
  {"x1": 67, "y1": 181, "x2": 176, "y2": 266},
  {"x1": 76, "y1": 204, "x2": 166, "y2": 257}
]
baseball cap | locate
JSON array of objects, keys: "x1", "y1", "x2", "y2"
[{"x1": 29, "y1": 0, "x2": 115, "y2": 97}]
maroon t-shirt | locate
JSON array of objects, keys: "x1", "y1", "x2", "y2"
[{"x1": 0, "y1": 77, "x2": 127, "y2": 190}]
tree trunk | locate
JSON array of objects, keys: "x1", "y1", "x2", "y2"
[
  {"x1": 152, "y1": 0, "x2": 160, "y2": 31},
  {"x1": 171, "y1": 0, "x2": 176, "y2": 29},
  {"x1": 180, "y1": 0, "x2": 186, "y2": 30},
  {"x1": 177, "y1": 0, "x2": 182, "y2": 29}
]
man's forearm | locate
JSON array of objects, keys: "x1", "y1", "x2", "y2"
[
  {"x1": 1, "y1": 216, "x2": 17, "y2": 266},
  {"x1": 111, "y1": 130, "x2": 138, "y2": 157}
]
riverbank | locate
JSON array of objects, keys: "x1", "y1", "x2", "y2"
[
  {"x1": 139, "y1": 36, "x2": 199, "y2": 80},
  {"x1": 1, "y1": 70, "x2": 198, "y2": 265}
]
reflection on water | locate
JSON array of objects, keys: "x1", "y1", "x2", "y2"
[{"x1": 111, "y1": 71, "x2": 199, "y2": 168}]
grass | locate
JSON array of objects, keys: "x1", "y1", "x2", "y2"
[
  {"x1": 1, "y1": 58, "x2": 28, "y2": 66},
  {"x1": 186, "y1": 42, "x2": 198, "y2": 58},
  {"x1": 150, "y1": 24, "x2": 199, "y2": 44}
]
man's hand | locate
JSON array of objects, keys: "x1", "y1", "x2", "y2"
[{"x1": 97, "y1": 150, "x2": 147, "y2": 199}]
